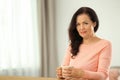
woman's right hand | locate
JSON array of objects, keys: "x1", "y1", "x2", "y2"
[{"x1": 56, "y1": 66, "x2": 64, "y2": 79}]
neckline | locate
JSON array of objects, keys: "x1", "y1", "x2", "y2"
[{"x1": 81, "y1": 39, "x2": 104, "y2": 46}]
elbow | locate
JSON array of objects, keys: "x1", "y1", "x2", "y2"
[
  {"x1": 98, "y1": 73, "x2": 107, "y2": 80},
  {"x1": 96, "y1": 76, "x2": 106, "y2": 80}
]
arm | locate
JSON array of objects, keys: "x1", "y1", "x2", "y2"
[
  {"x1": 61, "y1": 46, "x2": 71, "y2": 66},
  {"x1": 56, "y1": 45, "x2": 71, "y2": 79},
  {"x1": 81, "y1": 42, "x2": 112, "y2": 80}
]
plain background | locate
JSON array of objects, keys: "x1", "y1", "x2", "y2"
[{"x1": 55, "y1": 0, "x2": 120, "y2": 66}]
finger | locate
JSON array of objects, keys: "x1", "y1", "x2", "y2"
[
  {"x1": 56, "y1": 69, "x2": 62, "y2": 74},
  {"x1": 62, "y1": 69, "x2": 72, "y2": 74},
  {"x1": 56, "y1": 70, "x2": 62, "y2": 73},
  {"x1": 57, "y1": 71, "x2": 62, "y2": 75},
  {"x1": 62, "y1": 73, "x2": 72, "y2": 77},
  {"x1": 57, "y1": 66, "x2": 62, "y2": 69},
  {"x1": 63, "y1": 67, "x2": 73, "y2": 71},
  {"x1": 56, "y1": 73, "x2": 63, "y2": 77}
]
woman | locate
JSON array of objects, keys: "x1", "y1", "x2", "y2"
[{"x1": 56, "y1": 7, "x2": 112, "y2": 80}]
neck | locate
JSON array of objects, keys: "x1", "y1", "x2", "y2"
[{"x1": 83, "y1": 35, "x2": 97, "y2": 44}]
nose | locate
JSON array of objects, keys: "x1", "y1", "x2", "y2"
[
  {"x1": 77, "y1": 24, "x2": 85, "y2": 31},
  {"x1": 80, "y1": 24, "x2": 84, "y2": 30}
]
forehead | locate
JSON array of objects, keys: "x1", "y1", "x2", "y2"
[{"x1": 76, "y1": 14, "x2": 91, "y2": 22}]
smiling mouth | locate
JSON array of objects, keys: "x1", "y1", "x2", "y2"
[{"x1": 80, "y1": 31, "x2": 86, "y2": 34}]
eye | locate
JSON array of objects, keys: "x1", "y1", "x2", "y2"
[
  {"x1": 83, "y1": 22, "x2": 88, "y2": 25},
  {"x1": 76, "y1": 23, "x2": 80, "y2": 26}
]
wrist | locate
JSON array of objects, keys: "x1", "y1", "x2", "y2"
[{"x1": 78, "y1": 69, "x2": 84, "y2": 78}]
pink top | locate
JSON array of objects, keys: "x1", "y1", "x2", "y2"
[{"x1": 62, "y1": 39, "x2": 112, "y2": 80}]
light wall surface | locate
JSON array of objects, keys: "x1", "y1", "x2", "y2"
[{"x1": 55, "y1": 0, "x2": 120, "y2": 66}]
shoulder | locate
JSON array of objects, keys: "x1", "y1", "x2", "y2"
[
  {"x1": 94, "y1": 39, "x2": 112, "y2": 50},
  {"x1": 100, "y1": 39, "x2": 112, "y2": 46}
]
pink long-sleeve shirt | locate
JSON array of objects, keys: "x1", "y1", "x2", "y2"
[{"x1": 62, "y1": 39, "x2": 112, "y2": 80}]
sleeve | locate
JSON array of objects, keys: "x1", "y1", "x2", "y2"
[
  {"x1": 97, "y1": 41, "x2": 112, "y2": 77},
  {"x1": 61, "y1": 45, "x2": 71, "y2": 66}
]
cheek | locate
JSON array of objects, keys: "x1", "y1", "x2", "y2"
[
  {"x1": 85, "y1": 26, "x2": 93, "y2": 33},
  {"x1": 88, "y1": 26, "x2": 94, "y2": 33},
  {"x1": 91, "y1": 26, "x2": 94, "y2": 30},
  {"x1": 76, "y1": 27, "x2": 79, "y2": 32},
  {"x1": 88, "y1": 25, "x2": 94, "y2": 30}
]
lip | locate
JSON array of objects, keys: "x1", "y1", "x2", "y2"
[{"x1": 80, "y1": 31, "x2": 86, "y2": 34}]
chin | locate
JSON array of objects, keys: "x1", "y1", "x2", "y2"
[{"x1": 80, "y1": 35, "x2": 86, "y2": 38}]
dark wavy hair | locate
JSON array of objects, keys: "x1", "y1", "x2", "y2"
[{"x1": 68, "y1": 7, "x2": 99, "y2": 57}]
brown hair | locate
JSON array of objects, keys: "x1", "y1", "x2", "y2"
[{"x1": 68, "y1": 7, "x2": 99, "y2": 57}]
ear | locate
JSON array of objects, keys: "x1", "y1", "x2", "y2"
[{"x1": 93, "y1": 22, "x2": 96, "y2": 27}]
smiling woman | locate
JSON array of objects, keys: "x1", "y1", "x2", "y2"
[
  {"x1": 76, "y1": 14, "x2": 96, "y2": 40},
  {"x1": 56, "y1": 7, "x2": 112, "y2": 80},
  {"x1": 55, "y1": 0, "x2": 120, "y2": 68}
]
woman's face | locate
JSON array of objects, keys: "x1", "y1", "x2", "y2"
[{"x1": 76, "y1": 14, "x2": 96, "y2": 39}]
